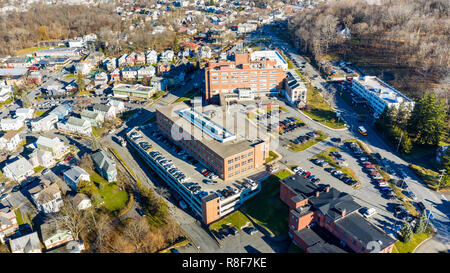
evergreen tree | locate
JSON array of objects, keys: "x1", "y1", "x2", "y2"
[
  {"x1": 400, "y1": 222, "x2": 413, "y2": 243},
  {"x1": 76, "y1": 72, "x2": 85, "y2": 92},
  {"x1": 414, "y1": 211, "x2": 427, "y2": 234},
  {"x1": 21, "y1": 92, "x2": 31, "y2": 108},
  {"x1": 408, "y1": 93, "x2": 447, "y2": 146},
  {"x1": 396, "y1": 102, "x2": 410, "y2": 130}
]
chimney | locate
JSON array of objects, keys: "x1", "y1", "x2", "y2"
[
  {"x1": 325, "y1": 186, "x2": 330, "y2": 193},
  {"x1": 315, "y1": 191, "x2": 320, "y2": 197},
  {"x1": 341, "y1": 208, "x2": 347, "y2": 217}
]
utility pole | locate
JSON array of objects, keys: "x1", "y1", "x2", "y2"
[
  {"x1": 396, "y1": 131, "x2": 404, "y2": 153},
  {"x1": 436, "y1": 169, "x2": 447, "y2": 191}
]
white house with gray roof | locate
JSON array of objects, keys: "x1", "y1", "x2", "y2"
[
  {"x1": 9, "y1": 231, "x2": 42, "y2": 253},
  {"x1": 63, "y1": 166, "x2": 90, "y2": 192},
  {"x1": 57, "y1": 117, "x2": 92, "y2": 136},
  {"x1": 2, "y1": 157, "x2": 34, "y2": 182}
]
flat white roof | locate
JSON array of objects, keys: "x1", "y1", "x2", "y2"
[{"x1": 354, "y1": 76, "x2": 414, "y2": 105}]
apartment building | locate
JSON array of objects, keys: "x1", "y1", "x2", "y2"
[
  {"x1": 156, "y1": 104, "x2": 270, "y2": 181},
  {"x1": 280, "y1": 174, "x2": 396, "y2": 253},
  {"x1": 204, "y1": 52, "x2": 286, "y2": 103},
  {"x1": 351, "y1": 76, "x2": 415, "y2": 118}
]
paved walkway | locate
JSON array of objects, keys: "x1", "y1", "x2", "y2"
[{"x1": 414, "y1": 237, "x2": 449, "y2": 253}]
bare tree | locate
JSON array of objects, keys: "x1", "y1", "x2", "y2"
[{"x1": 59, "y1": 198, "x2": 91, "y2": 241}]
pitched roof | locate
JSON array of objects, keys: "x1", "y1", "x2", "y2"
[
  {"x1": 10, "y1": 232, "x2": 41, "y2": 253},
  {"x1": 92, "y1": 104, "x2": 112, "y2": 113},
  {"x1": 63, "y1": 166, "x2": 89, "y2": 183},
  {"x1": 3, "y1": 157, "x2": 33, "y2": 178},
  {"x1": 92, "y1": 150, "x2": 116, "y2": 173}
]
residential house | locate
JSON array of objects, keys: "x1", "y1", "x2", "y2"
[
  {"x1": 57, "y1": 117, "x2": 92, "y2": 136},
  {"x1": 121, "y1": 66, "x2": 139, "y2": 81},
  {"x1": 146, "y1": 50, "x2": 158, "y2": 64},
  {"x1": 28, "y1": 71, "x2": 42, "y2": 85},
  {"x1": 71, "y1": 193, "x2": 92, "y2": 210},
  {"x1": 106, "y1": 99, "x2": 125, "y2": 114},
  {"x1": 110, "y1": 68, "x2": 121, "y2": 83},
  {"x1": 28, "y1": 179, "x2": 63, "y2": 215},
  {"x1": 0, "y1": 131, "x2": 21, "y2": 152},
  {"x1": 36, "y1": 136, "x2": 68, "y2": 159},
  {"x1": 30, "y1": 113, "x2": 58, "y2": 132},
  {"x1": 284, "y1": 70, "x2": 307, "y2": 107},
  {"x1": 15, "y1": 108, "x2": 34, "y2": 120},
  {"x1": 151, "y1": 76, "x2": 168, "y2": 91},
  {"x1": 40, "y1": 217, "x2": 74, "y2": 250},
  {"x1": 200, "y1": 46, "x2": 212, "y2": 59},
  {"x1": 0, "y1": 118, "x2": 24, "y2": 131},
  {"x1": 135, "y1": 53, "x2": 146, "y2": 65},
  {"x1": 63, "y1": 166, "x2": 90, "y2": 192},
  {"x1": 92, "y1": 150, "x2": 117, "y2": 182},
  {"x1": 80, "y1": 109, "x2": 104, "y2": 127},
  {"x1": 9, "y1": 232, "x2": 42, "y2": 253},
  {"x1": 117, "y1": 54, "x2": 127, "y2": 67},
  {"x1": 2, "y1": 157, "x2": 34, "y2": 182},
  {"x1": 75, "y1": 61, "x2": 94, "y2": 75},
  {"x1": 68, "y1": 38, "x2": 85, "y2": 48},
  {"x1": 137, "y1": 66, "x2": 156, "y2": 80},
  {"x1": 105, "y1": 58, "x2": 117, "y2": 71},
  {"x1": 47, "y1": 240, "x2": 85, "y2": 253},
  {"x1": 0, "y1": 206, "x2": 19, "y2": 243},
  {"x1": 94, "y1": 72, "x2": 108, "y2": 87},
  {"x1": 161, "y1": 50, "x2": 175, "y2": 62},
  {"x1": 28, "y1": 149, "x2": 55, "y2": 168},
  {"x1": 49, "y1": 103, "x2": 73, "y2": 120},
  {"x1": 0, "y1": 82, "x2": 13, "y2": 102},
  {"x1": 125, "y1": 53, "x2": 136, "y2": 65},
  {"x1": 93, "y1": 104, "x2": 115, "y2": 120}
]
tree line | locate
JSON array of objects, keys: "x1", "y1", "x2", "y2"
[{"x1": 287, "y1": 0, "x2": 449, "y2": 101}]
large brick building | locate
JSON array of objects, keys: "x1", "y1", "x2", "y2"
[
  {"x1": 156, "y1": 104, "x2": 270, "y2": 181},
  {"x1": 204, "y1": 52, "x2": 286, "y2": 103},
  {"x1": 280, "y1": 174, "x2": 396, "y2": 253}
]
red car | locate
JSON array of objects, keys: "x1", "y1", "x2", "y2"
[
  {"x1": 375, "y1": 179, "x2": 386, "y2": 183},
  {"x1": 203, "y1": 170, "x2": 211, "y2": 176},
  {"x1": 364, "y1": 164, "x2": 374, "y2": 168},
  {"x1": 368, "y1": 170, "x2": 378, "y2": 175},
  {"x1": 64, "y1": 155, "x2": 73, "y2": 162},
  {"x1": 303, "y1": 171, "x2": 311, "y2": 178}
]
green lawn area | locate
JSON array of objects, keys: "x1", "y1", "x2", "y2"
[
  {"x1": 210, "y1": 210, "x2": 252, "y2": 231},
  {"x1": 409, "y1": 164, "x2": 448, "y2": 191},
  {"x1": 80, "y1": 171, "x2": 129, "y2": 212},
  {"x1": 393, "y1": 228, "x2": 433, "y2": 253},
  {"x1": 92, "y1": 126, "x2": 107, "y2": 138},
  {"x1": 289, "y1": 130, "x2": 328, "y2": 152},
  {"x1": 265, "y1": 150, "x2": 279, "y2": 163},
  {"x1": 15, "y1": 46, "x2": 49, "y2": 56},
  {"x1": 313, "y1": 147, "x2": 360, "y2": 187},
  {"x1": 241, "y1": 169, "x2": 292, "y2": 236},
  {"x1": 65, "y1": 73, "x2": 76, "y2": 79},
  {"x1": 35, "y1": 110, "x2": 48, "y2": 118},
  {"x1": 14, "y1": 209, "x2": 24, "y2": 226},
  {"x1": 33, "y1": 166, "x2": 45, "y2": 174},
  {"x1": 303, "y1": 88, "x2": 346, "y2": 129}
]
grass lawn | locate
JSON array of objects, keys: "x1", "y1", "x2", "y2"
[
  {"x1": 393, "y1": 228, "x2": 432, "y2": 253},
  {"x1": 313, "y1": 147, "x2": 360, "y2": 187},
  {"x1": 289, "y1": 130, "x2": 328, "y2": 152},
  {"x1": 210, "y1": 210, "x2": 252, "y2": 231},
  {"x1": 81, "y1": 171, "x2": 129, "y2": 212},
  {"x1": 15, "y1": 46, "x2": 49, "y2": 56},
  {"x1": 241, "y1": 169, "x2": 292, "y2": 236},
  {"x1": 33, "y1": 166, "x2": 45, "y2": 174},
  {"x1": 303, "y1": 88, "x2": 346, "y2": 129},
  {"x1": 265, "y1": 150, "x2": 279, "y2": 163},
  {"x1": 35, "y1": 110, "x2": 48, "y2": 118},
  {"x1": 14, "y1": 209, "x2": 24, "y2": 226},
  {"x1": 92, "y1": 126, "x2": 107, "y2": 138},
  {"x1": 409, "y1": 164, "x2": 448, "y2": 191}
]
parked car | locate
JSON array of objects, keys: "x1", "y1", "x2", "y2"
[
  {"x1": 362, "y1": 207, "x2": 377, "y2": 218},
  {"x1": 229, "y1": 226, "x2": 239, "y2": 236},
  {"x1": 245, "y1": 227, "x2": 258, "y2": 235},
  {"x1": 416, "y1": 201, "x2": 426, "y2": 211},
  {"x1": 405, "y1": 191, "x2": 418, "y2": 201}
]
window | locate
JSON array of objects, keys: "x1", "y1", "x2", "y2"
[
  {"x1": 248, "y1": 158, "x2": 253, "y2": 163},
  {"x1": 235, "y1": 163, "x2": 240, "y2": 168},
  {"x1": 228, "y1": 159, "x2": 233, "y2": 164},
  {"x1": 235, "y1": 170, "x2": 240, "y2": 175},
  {"x1": 241, "y1": 154, "x2": 247, "y2": 159},
  {"x1": 241, "y1": 161, "x2": 246, "y2": 166},
  {"x1": 235, "y1": 156, "x2": 240, "y2": 161},
  {"x1": 327, "y1": 220, "x2": 331, "y2": 225},
  {"x1": 228, "y1": 166, "x2": 233, "y2": 171},
  {"x1": 248, "y1": 151, "x2": 253, "y2": 156}
]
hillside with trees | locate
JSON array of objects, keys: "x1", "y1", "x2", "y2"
[{"x1": 287, "y1": 0, "x2": 449, "y2": 101}]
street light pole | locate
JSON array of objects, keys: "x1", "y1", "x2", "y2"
[
  {"x1": 396, "y1": 131, "x2": 404, "y2": 152},
  {"x1": 436, "y1": 169, "x2": 447, "y2": 191}
]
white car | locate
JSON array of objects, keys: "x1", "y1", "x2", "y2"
[{"x1": 363, "y1": 208, "x2": 376, "y2": 218}]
